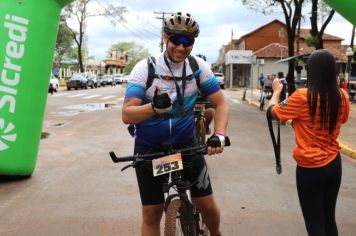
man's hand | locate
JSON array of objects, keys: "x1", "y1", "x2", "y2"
[
  {"x1": 207, "y1": 134, "x2": 225, "y2": 155},
  {"x1": 152, "y1": 86, "x2": 172, "y2": 114}
]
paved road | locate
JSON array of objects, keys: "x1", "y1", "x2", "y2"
[{"x1": 0, "y1": 87, "x2": 355, "y2": 236}]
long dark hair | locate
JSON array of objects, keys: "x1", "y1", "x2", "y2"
[{"x1": 307, "y1": 49, "x2": 340, "y2": 133}]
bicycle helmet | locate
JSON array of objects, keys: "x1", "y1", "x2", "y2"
[{"x1": 163, "y1": 12, "x2": 200, "y2": 38}]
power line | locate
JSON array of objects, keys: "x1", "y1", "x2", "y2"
[
  {"x1": 101, "y1": 0, "x2": 161, "y2": 38},
  {"x1": 95, "y1": 0, "x2": 160, "y2": 48},
  {"x1": 154, "y1": 11, "x2": 173, "y2": 52}
]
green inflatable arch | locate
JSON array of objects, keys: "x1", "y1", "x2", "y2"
[
  {"x1": 0, "y1": 0, "x2": 74, "y2": 176},
  {"x1": 324, "y1": 0, "x2": 356, "y2": 26},
  {"x1": 0, "y1": 0, "x2": 354, "y2": 176}
]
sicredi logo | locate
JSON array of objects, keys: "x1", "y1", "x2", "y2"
[
  {"x1": 0, "y1": 14, "x2": 29, "y2": 151},
  {"x1": 0, "y1": 118, "x2": 16, "y2": 151}
]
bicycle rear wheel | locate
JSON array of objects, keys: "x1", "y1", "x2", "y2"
[
  {"x1": 164, "y1": 199, "x2": 197, "y2": 236},
  {"x1": 259, "y1": 96, "x2": 265, "y2": 110},
  {"x1": 195, "y1": 119, "x2": 206, "y2": 145}
]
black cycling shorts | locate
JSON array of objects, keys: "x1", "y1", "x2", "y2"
[{"x1": 134, "y1": 141, "x2": 213, "y2": 205}]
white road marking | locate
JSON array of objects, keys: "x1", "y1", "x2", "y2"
[
  {"x1": 232, "y1": 98, "x2": 241, "y2": 104},
  {"x1": 67, "y1": 93, "x2": 86, "y2": 98},
  {"x1": 83, "y1": 95, "x2": 101, "y2": 99},
  {"x1": 100, "y1": 95, "x2": 116, "y2": 100}
]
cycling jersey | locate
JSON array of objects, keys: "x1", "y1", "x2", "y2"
[{"x1": 125, "y1": 51, "x2": 220, "y2": 147}]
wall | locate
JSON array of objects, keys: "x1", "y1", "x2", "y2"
[{"x1": 245, "y1": 21, "x2": 287, "y2": 51}]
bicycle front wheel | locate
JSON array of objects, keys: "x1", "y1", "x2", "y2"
[{"x1": 164, "y1": 199, "x2": 197, "y2": 236}]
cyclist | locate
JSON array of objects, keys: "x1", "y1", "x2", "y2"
[
  {"x1": 122, "y1": 12, "x2": 228, "y2": 236},
  {"x1": 196, "y1": 53, "x2": 215, "y2": 134}
]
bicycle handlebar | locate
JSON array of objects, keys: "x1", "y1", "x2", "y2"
[
  {"x1": 109, "y1": 145, "x2": 207, "y2": 164},
  {"x1": 109, "y1": 137, "x2": 230, "y2": 170}
]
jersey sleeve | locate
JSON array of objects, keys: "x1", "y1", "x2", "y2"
[
  {"x1": 125, "y1": 59, "x2": 148, "y2": 100},
  {"x1": 194, "y1": 57, "x2": 220, "y2": 96},
  {"x1": 273, "y1": 89, "x2": 305, "y2": 122}
]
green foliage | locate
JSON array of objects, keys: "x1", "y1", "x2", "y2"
[
  {"x1": 305, "y1": 35, "x2": 319, "y2": 47},
  {"x1": 108, "y1": 41, "x2": 150, "y2": 62},
  {"x1": 55, "y1": 21, "x2": 76, "y2": 65},
  {"x1": 62, "y1": 0, "x2": 128, "y2": 71}
]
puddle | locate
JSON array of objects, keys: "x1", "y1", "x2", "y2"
[
  {"x1": 64, "y1": 103, "x2": 109, "y2": 111},
  {"x1": 41, "y1": 132, "x2": 50, "y2": 139},
  {"x1": 50, "y1": 122, "x2": 66, "y2": 127},
  {"x1": 51, "y1": 103, "x2": 115, "y2": 116}
]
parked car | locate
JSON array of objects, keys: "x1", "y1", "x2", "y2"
[
  {"x1": 348, "y1": 75, "x2": 356, "y2": 100},
  {"x1": 295, "y1": 77, "x2": 307, "y2": 88},
  {"x1": 114, "y1": 74, "x2": 127, "y2": 84},
  {"x1": 66, "y1": 73, "x2": 89, "y2": 90},
  {"x1": 99, "y1": 74, "x2": 116, "y2": 87},
  {"x1": 214, "y1": 73, "x2": 225, "y2": 89},
  {"x1": 123, "y1": 74, "x2": 130, "y2": 83},
  {"x1": 48, "y1": 75, "x2": 59, "y2": 94},
  {"x1": 87, "y1": 73, "x2": 101, "y2": 88}
]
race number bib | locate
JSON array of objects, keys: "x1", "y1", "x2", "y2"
[{"x1": 152, "y1": 153, "x2": 183, "y2": 177}]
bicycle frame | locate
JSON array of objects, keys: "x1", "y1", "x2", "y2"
[{"x1": 163, "y1": 170, "x2": 193, "y2": 209}]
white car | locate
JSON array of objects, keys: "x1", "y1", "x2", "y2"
[
  {"x1": 214, "y1": 73, "x2": 225, "y2": 89},
  {"x1": 49, "y1": 75, "x2": 59, "y2": 93}
]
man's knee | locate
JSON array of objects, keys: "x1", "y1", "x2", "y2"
[{"x1": 142, "y1": 204, "x2": 164, "y2": 225}]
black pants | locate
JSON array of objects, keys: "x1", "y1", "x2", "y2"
[{"x1": 296, "y1": 154, "x2": 342, "y2": 236}]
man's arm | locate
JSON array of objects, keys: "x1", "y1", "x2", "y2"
[
  {"x1": 122, "y1": 97, "x2": 155, "y2": 125},
  {"x1": 208, "y1": 90, "x2": 229, "y2": 134}
]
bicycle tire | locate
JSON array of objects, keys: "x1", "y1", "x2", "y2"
[
  {"x1": 259, "y1": 96, "x2": 265, "y2": 110},
  {"x1": 195, "y1": 119, "x2": 206, "y2": 145},
  {"x1": 164, "y1": 199, "x2": 197, "y2": 236}
]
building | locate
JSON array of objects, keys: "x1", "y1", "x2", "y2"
[
  {"x1": 104, "y1": 51, "x2": 128, "y2": 75},
  {"x1": 215, "y1": 19, "x2": 349, "y2": 89}
]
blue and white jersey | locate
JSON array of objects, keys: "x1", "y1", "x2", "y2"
[{"x1": 125, "y1": 51, "x2": 220, "y2": 147}]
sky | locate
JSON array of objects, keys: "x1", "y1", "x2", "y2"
[{"x1": 69, "y1": 0, "x2": 355, "y2": 64}]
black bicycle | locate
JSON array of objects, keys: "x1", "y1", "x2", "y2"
[
  {"x1": 194, "y1": 100, "x2": 213, "y2": 145},
  {"x1": 259, "y1": 86, "x2": 273, "y2": 110},
  {"x1": 109, "y1": 139, "x2": 230, "y2": 236}
]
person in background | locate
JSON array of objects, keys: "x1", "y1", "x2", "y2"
[
  {"x1": 258, "y1": 73, "x2": 265, "y2": 88},
  {"x1": 267, "y1": 49, "x2": 349, "y2": 236},
  {"x1": 263, "y1": 74, "x2": 273, "y2": 90},
  {"x1": 196, "y1": 53, "x2": 214, "y2": 134}
]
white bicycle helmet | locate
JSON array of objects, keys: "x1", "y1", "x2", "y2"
[{"x1": 163, "y1": 12, "x2": 200, "y2": 38}]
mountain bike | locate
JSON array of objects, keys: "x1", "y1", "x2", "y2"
[
  {"x1": 259, "y1": 86, "x2": 273, "y2": 110},
  {"x1": 109, "y1": 139, "x2": 230, "y2": 236},
  {"x1": 194, "y1": 100, "x2": 213, "y2": 145}
]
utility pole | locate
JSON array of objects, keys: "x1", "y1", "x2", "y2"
[{"x1": 154, "y1": 11, "x2": 173, "y2": 52}]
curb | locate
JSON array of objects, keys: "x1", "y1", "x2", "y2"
[{"x1": 244, "y1": 97, "x2": 356, "y2": 160}]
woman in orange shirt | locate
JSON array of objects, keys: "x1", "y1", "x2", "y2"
[{"x1": 268, "y1": 49, "x2": 349, "y2": 236}]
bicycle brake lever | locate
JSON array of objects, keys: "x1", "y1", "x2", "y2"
[
  {"x1": 225, "y1": 136, "x2": 231, "y2": 146},
  {"x1": 121, "y1": 163, "x2": 135, "y2": 171},
  {"x1": 121, "y1": 158, "x2": 145, "y2": 171}
]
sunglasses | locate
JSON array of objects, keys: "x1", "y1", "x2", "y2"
[{"x1": 168, "y1": 34, "x2": 195, "y2": 48}]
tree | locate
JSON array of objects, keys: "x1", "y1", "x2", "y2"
[
  {"x1": 240, "y1": 0, "x2": 305, "y2": 94},
  {"x1": 63, "y1": 0, "x2": 127, "y2": 72},
  {"x1": 108, "y1": 41, "x2": 150, "y2": 74},
  {"x1": 308, "y1": 0, "x2": 335, "y2": 49},
  {"x1": 55, "y1": 16, "x2": 76, "y2": 67}
]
